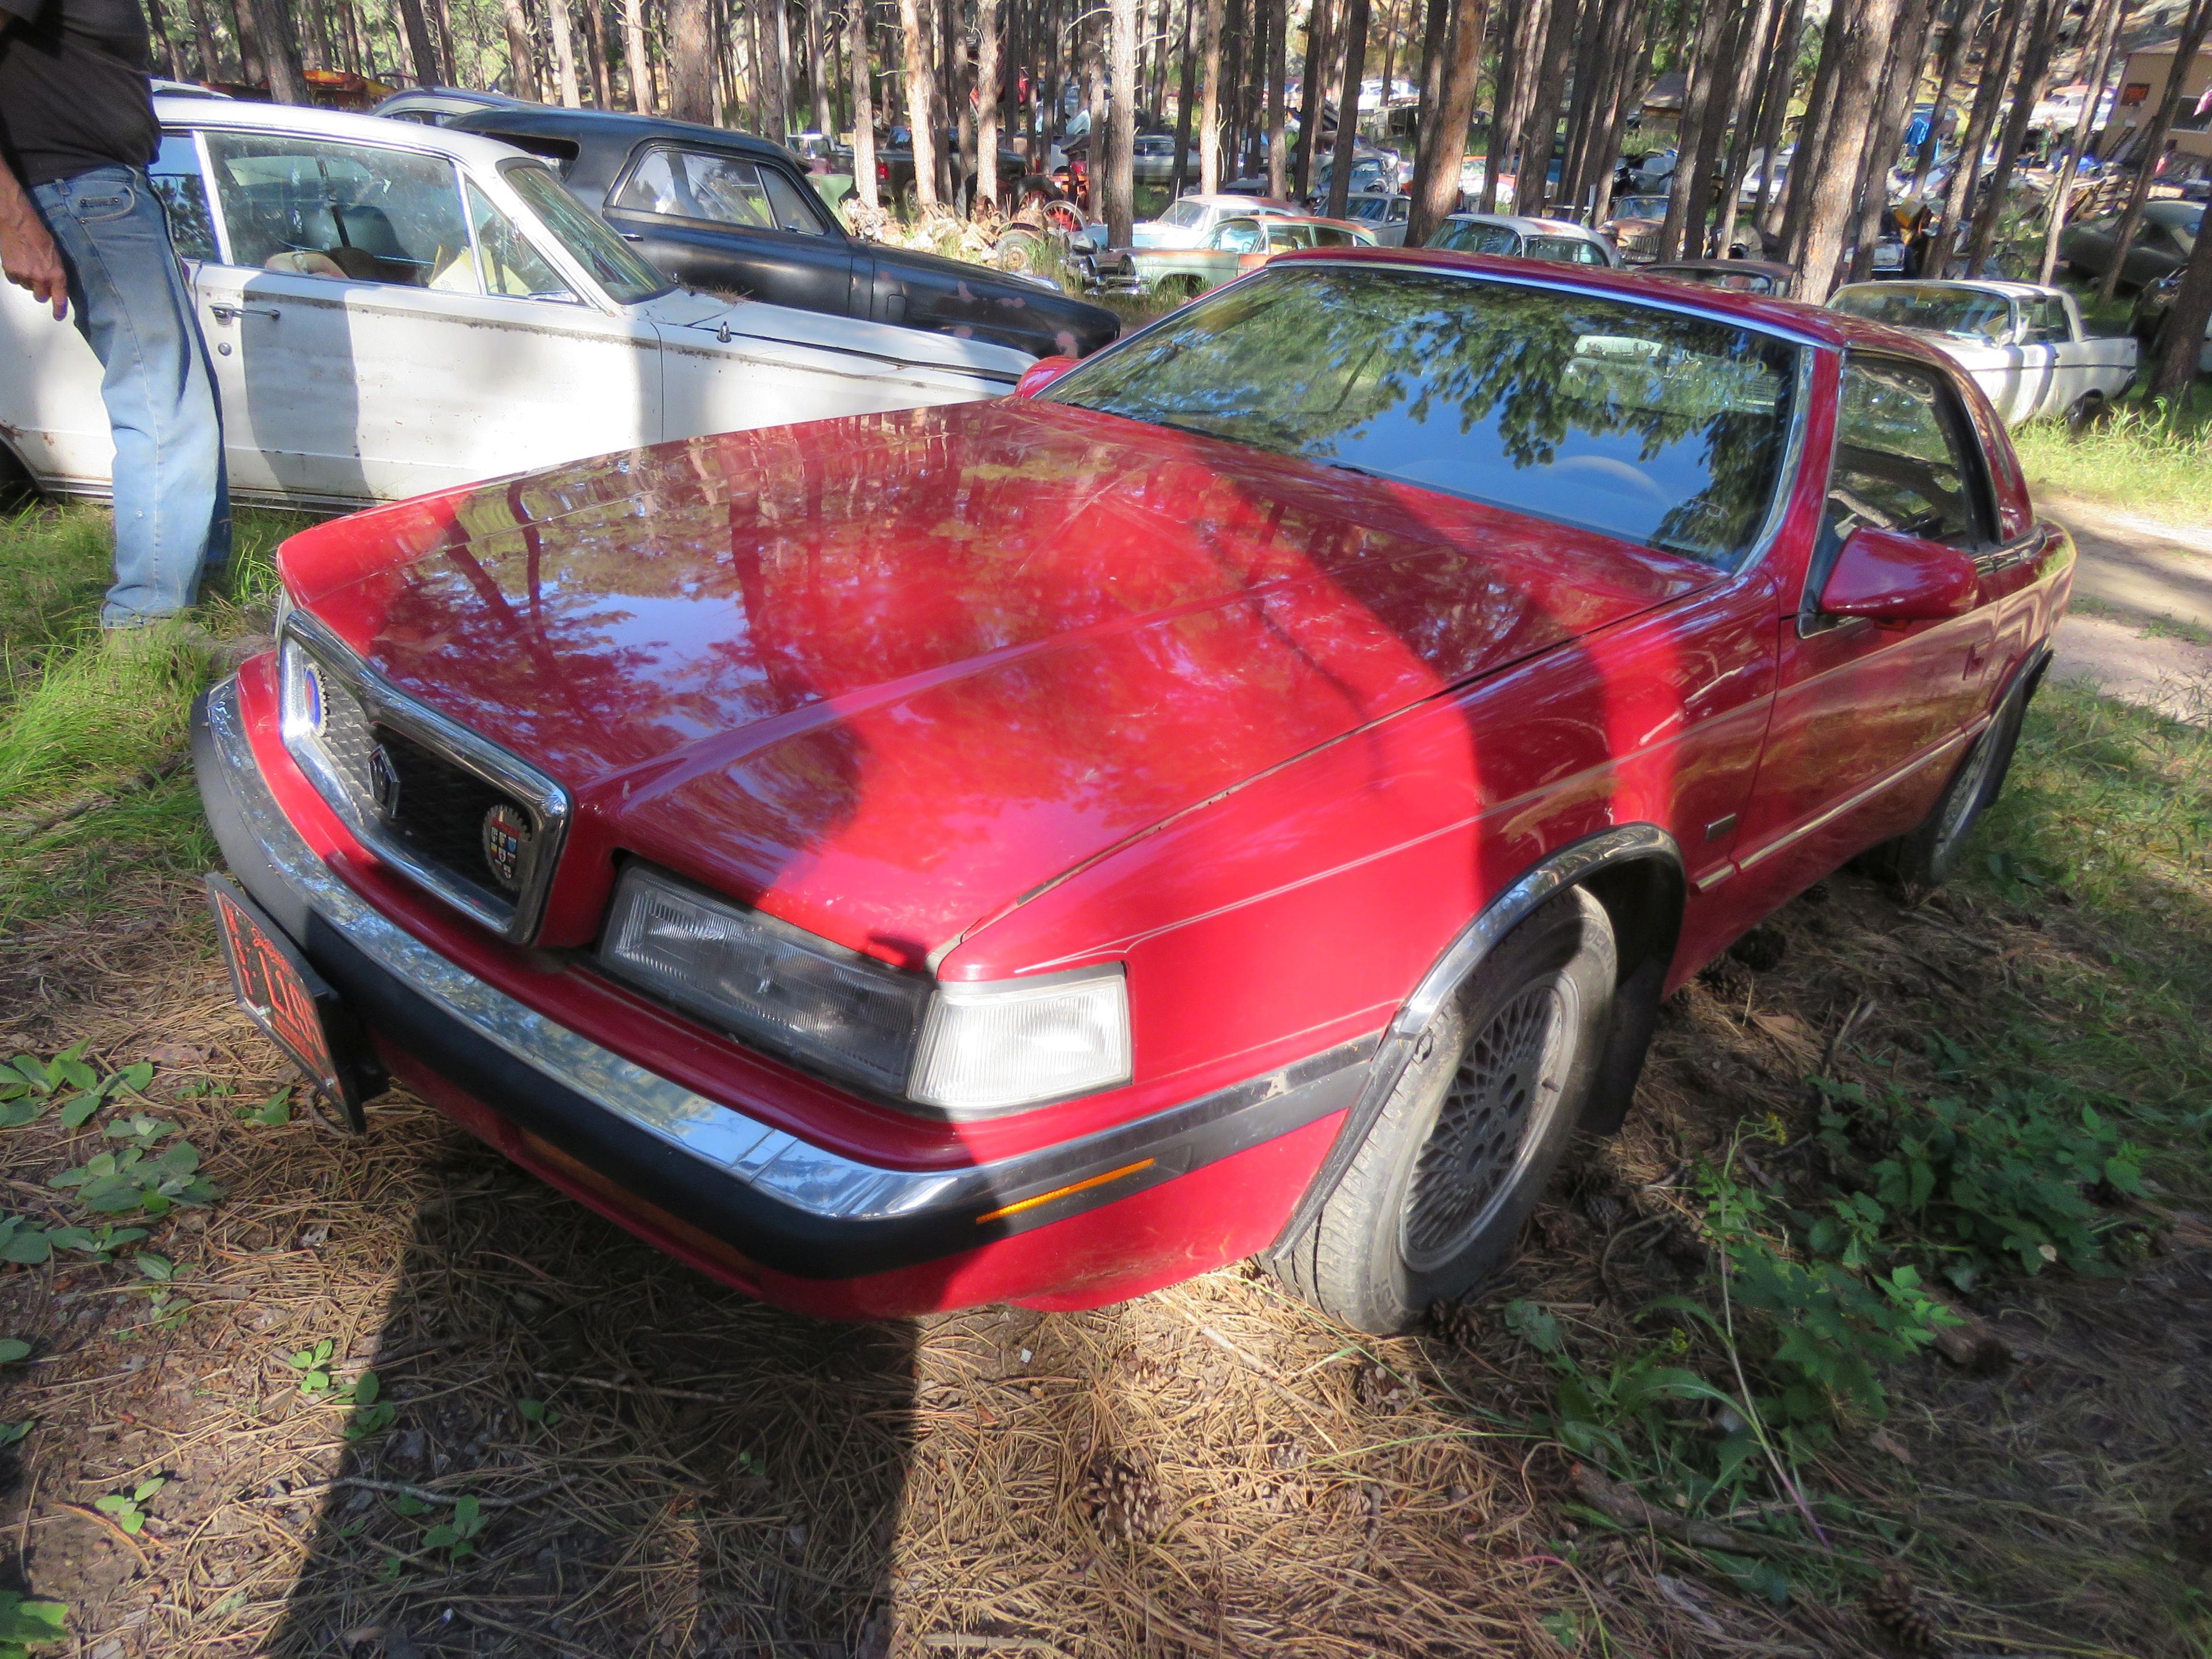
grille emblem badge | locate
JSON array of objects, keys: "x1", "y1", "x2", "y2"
[
  {"x1": 367, "y1": 744, "x2": 402, "y2": 820},
  {"x1": 481, "y1": 803, "x2": 531, "y2": 892}
]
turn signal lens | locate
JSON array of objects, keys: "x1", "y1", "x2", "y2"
[{"x1": 908, "y1": 968, "x2": 1132, "y2": 1113}]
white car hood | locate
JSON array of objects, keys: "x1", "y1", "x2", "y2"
[
  {"x1": 1131, "y1": 224, "x2": 1203, "y2": 249},
  {"x1": 637, "y1": 289, "x2": 1035, "y2": 382}
]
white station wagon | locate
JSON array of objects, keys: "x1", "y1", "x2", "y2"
[{"x1": 0, "y1": 99, "x2": 1033, "y2": 510}]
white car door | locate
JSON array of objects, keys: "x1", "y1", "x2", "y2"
[{"x1": 192, "y1": 127, "x2": 660, "y2": 506}]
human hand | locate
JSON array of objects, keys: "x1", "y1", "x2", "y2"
[{"x1": 0, "y1": 176, "x2": 69, "y2": 319}]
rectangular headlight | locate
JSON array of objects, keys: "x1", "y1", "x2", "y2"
[
  {"x1": 602, "y1": 865, "x2": 930, "y2": 1096},
  {"x1": 908, "y1": 967, "x2": 1131, "y2": 1113},
  {"x1": 600, "y1": 865, "x2": 1132, "y2": 1115}
]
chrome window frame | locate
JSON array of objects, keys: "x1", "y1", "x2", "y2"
[{"x1": 278, "y1": 609, "x2": 572, "y2": 944}]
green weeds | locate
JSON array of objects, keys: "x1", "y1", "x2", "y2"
[
  {"x1": 2013, "y1": 393, "x2": 2212, "y2": 522},
  {"x1": 0, "y1": 1592, "x2": 66, "y2": 1658},
  {"x1": 92, "y1": 1476, "x2": 164, "y2": 1536}
]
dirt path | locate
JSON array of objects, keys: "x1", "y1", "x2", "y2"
[{"x1": 2043, "y1": 493, "x2": 2212, "y2": 722}]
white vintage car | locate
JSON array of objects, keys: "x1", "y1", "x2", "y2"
[
  {"x1": 0, "y1": 99, "x2": 1033, "y2": 510},
  {"x1": 1827, "y1": 279, "x2": 2137, "y2": 428}
]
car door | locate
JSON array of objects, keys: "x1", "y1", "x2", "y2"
[
  {"x1": 604, "y1": 142, "x2": 860, "y2": 318},
  {"x1": 193, "y1": 127, "x2": 660, "y2": 504},
  {"x1": 1729, "y1": 353, "x2": 2006, "y2": 909}
]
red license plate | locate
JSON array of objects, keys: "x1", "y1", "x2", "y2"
[{"x1": 206, "y1": 874, "x2": 372, "y2": 1119}]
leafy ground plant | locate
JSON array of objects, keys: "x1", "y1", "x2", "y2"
[
  {"x1": 92, "y1": 1478, "x2": 164, "y2": 1536},
  {"x1": 0, "y1": 1592, "x2": 66, "y2": 1658},
  {"x1": 0, "y1": 1046, "x2": 151, "y2": 1131}
]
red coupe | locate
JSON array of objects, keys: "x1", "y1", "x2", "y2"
[{"x1": 194, "y1": 250, "x2": 2069, "y2": 1332}]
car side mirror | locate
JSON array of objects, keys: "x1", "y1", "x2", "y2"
[
  {"x1": 1013, "y1": 355, "x2": 1080, "y2": 398},
  {"x1": 1818, "y1": 526, "x2": 1980, "y2": 624}
]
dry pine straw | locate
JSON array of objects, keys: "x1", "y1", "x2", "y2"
[{"x1": 0, "y1": 866, "x2": 2200, "y2": 1659}]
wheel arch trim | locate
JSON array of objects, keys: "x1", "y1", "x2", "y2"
[{"x1": 1268, "y1": 822, "x2": 1684, "y2": 1260}]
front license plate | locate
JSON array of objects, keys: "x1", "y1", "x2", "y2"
[{"x1": 205, "y1": 874, "x2": 373, "y2": 1124}]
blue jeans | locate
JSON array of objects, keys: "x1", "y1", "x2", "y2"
[{"x1": 33, "y1": 164, "x2": 230, "y2": 628}]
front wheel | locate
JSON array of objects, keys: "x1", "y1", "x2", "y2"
[{"x1": 1279, "y1": 887, "x2": 1618, "y2": 1334}]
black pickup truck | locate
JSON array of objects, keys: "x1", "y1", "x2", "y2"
[{"x1": 447, "y1": 105, "x2": 1118, "y2": 359}]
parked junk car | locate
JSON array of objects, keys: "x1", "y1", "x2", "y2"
[
  {"x1": 1129, "y1": 192, "x2": 1306, "y2": 248},
  {"x1": 1642, "y1": 257, "x2": 1796, "y2": 295},
  {"x1": 2058, "y1": 198, "x2": 2202, "y2": 290},
  {"x1": 1089, "y1": 214, "x2": 1376, "y2": 296},
  {"x1": 446, "y1": 106, "x2": 1118, "y2": 359},
  {"x1": 196, "y1": 249, "x2": 2070, "y2": 1332},
  {"x1": 2128, "y1": 267, "x2": 2212, "y2": 372},
  {"x1": 0, "y1": 99, "x2": 1031, "y2": 511},
  {"x1": 1132, "y1": 132, "x2": 1184, "y2": 183},
  {"x1": 1342, "y1": 190, "x2": 1413, "y2": 246},
  {"x1": 1427, "y1": 212, "x2": 1622, "y2": 267},
  {"x1": 1599, "y1": 194, "x2": 1673, "y2": 262},
  {"x1": 1828, "y1": 279, "x2": 2136, "y2": 426},
  {"x1": 870, "y1": 124, "x2": 1043, "y2": 217}
]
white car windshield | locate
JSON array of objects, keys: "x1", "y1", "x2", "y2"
[
  {"x1": 1831, "y1": 285, "x2": 2012, "y2": 344},
  {"x1": 1158, "y1": 199, "x2": 1211, "y2": 229},
  {"x1": 501, "y1": 160, "x2": 673, "y2": 304}
]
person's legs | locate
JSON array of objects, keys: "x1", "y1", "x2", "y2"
[{"x1": 32, "y1": 165, "x2": 229, "y2": 628}]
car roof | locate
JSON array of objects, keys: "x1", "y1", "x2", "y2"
[
  {"x1": 447, "y1": 103, "x2": 795, "y2": 165},
  {"x1": 2145, "y1": 198, "x2": 2205, "y2": 224},
  {"x1": 152, "y1": 93, "x2": 541, "y2": 173},
  {"x1": 1442, "y1": 212, "x2": 1603, "y2": 237},
  {"x1": 1267, "y1": 245, "x2": 1958, "y2": 356},
  {"x1": 1832, "y1": 277, "x2": 2058, "y2": 301}
]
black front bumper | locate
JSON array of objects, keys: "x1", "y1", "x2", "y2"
[{"x1": 191, "y1": 680, "x2": 1371, "y2": 1282}]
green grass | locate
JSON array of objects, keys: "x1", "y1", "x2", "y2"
[
  {"x1": 2013, "y1": 393, "x2": 2212, "y2": 524},
  {"x1": 0, "y1": 501, "x2": 293, "y2": 928}
]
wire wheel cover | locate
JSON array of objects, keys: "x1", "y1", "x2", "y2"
[{"x1": 1402, "y1": 975, "x2": 1577, "y2": 1270}]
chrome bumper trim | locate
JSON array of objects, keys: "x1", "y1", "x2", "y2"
[{"x1": 203, "y1": 679, "x2": 1369, "y2": 1226}]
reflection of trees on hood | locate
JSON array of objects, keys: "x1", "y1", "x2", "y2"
[{"x1": 1060, "y1": 270, "x2": 1797, "y2": 566}]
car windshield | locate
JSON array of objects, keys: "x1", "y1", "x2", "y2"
[
  {"x1": 1044, "y1": 266, "x2": 1800, "y2": 569},
  {"x1": 1830, "y1": 285, "x2": 2012, "y2": 344},
  {"x1": 1430, "y1": 218, "x2": 1520, "y2": 254},
  {"x1": 1158, "y1": 198, "x2": 1210, "y2": 229},
  {"x1": 1615, "y1": 196, "x2": 1670, "y2": 218},
  {"x1": 499, "y1": 160, "x2": 672, "y2": 303}
]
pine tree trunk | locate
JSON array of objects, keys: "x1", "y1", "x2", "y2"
[
  {"x1": 185, "y1": 0, "x2": 222, "y2": 78},
  {"x1": 585, "y1": 0, "x2": 613, "y2": 105},
  {"x1": 851, "y1": 0, "x2": 879, "y2": 203},
  {"x1": 1221, "y1": 0, "x2": 1248, "y2": 176},
  {"x1": 1325, "y1": 0, "x2": 1369, "y2": 215},
  {"x1": 2145, "y1": 179, "x2": 2212, "y2": 407},
  {"x1": 1412, "y1": 0, "x2": 1448, "y2": 191},
  {"x1": 547, "y1": 0, "x2": 584, "y2": 102},
  {"x1": 1911, "y1": 0, "x2": 1977, "y2": 196},
  {"x1": 1964, "y1": 0, "x2": 2058, "y2": 271},
  {"x1": 2094, "y1": 0, "x2": 2211, "y2": 301},
  {"x1": 1479, "y1": 0, "x2": 1527, "y2": 210},
  {"x1": 1584, "y1": 0, "x2": 1648, "y2": 225},
  {"x1": 1293, "y1": 0, "x2": 1336, "y2": 195},
  {"x1": 1558, "y1": 0, "x2": 1616, "y2": 212},
  {"x1": 1791, "y1": 0, "x2": 1904, "y2": 296},
  {"x1": 1172, "y1": 0, "x2": 1198, "y2": 192},
  {"x1": 433, "y1": 0, "x2": 458, "y2": 88},
  {"x1": 665, "y1": 0, "x2": 713, "y2": 116},
  {"x1": 1711, "y1": 0, "x2": 1781, "y2": 257},
  {"x1": 1105, "y1": 0, "x2": 1139, "y2": 238},
  {"x1": 1266, "y1": 0, "x2": 1289, "y2": 192},
  {"x1": 1408, "y1": 0, "x2": 1488, "y2": 240},
  {"x1": 624, "y1": 0, "x2": 653, "y2": 107},
  {"x1": 248, "y1": 0, "x2": 310, "y2": 97},
  {"x1": 395, "y1": 0, "x2": 443, "y2": 81},
  {"x1": 1746, "y1": 0, "x2": 1802, "y2": 236},
  {"x1": 1931, "y1": 0, "x2": 2028, "y2": 277},
  {"x1": 1659, "y1": 0, "x2": 1735, "y2": 259},
  {"x1": 977, "y1": 0, "x2": 1004, "y2": 207},
  {"x1": 1843, "y1": 0, "x2": 1938, "y2": 282},
  {"x1": 1777, "y1": 0, "x2": 1848, "y2": 262},
  {"x1": 1515, "y1": 0, "x2": 1575, "y2": 214},
  {"x1": 2037, "y1": 0, "x2": 2127, "y2": 283},
  {"x1": 499, "y1": 0, "x2": 544, "y2": 97},
  {"x1": 1199, "y1": 0, "x2": 1226, "y2": 190},
  {"x1": 898, "y1": 0, "x2": 941, "y2": 206}
]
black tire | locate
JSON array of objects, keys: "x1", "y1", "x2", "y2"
[
  {"x1": 1859, "y1": 666, "x2": 2035, "y2": 889},
  {"x1": 2065, "y1": 391, "x2": 2106, "y2": 434},
  {"x1": 0, "y1": 440, "x2": 38, "y2": 514},
  {"x1": 1281, "y1": 887, "x2": 1618, "y2": 1334}
]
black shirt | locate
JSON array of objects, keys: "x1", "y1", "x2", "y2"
[{"x1": 0, "y1": 0, "x2": 158, "y2": 188}]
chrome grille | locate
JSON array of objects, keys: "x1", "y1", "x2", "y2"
[{"x1": 276, "y1": 612, "x2": 571, "y2": 943}]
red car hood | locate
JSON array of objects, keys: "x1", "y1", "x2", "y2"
[{"x1": 281, "y1": 400, "x2": 1717, "y2": 966}]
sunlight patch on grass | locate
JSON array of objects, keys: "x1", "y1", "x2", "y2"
[{"x1": 2013, "y1": 397, "x2": 2212, "y2": 524}]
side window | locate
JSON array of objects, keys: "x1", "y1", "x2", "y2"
[
  {"x1": 458, "y1": 181, "x2": 578, "y2": 301},
  {"x1": 1213, "y1": 219, "x2": 1265, "y2": 252},
  {"x1": 1821, "y1": 357, "x2": 1992, "y2": 569},
  {"x1": 203, "y1": 132, "x2": 472, "y2": 289},
  {"x1": 148, "y1": 131, "x2": 217, "y2": 262},
  {"x1": 612, "y1": 146, "x2": 693, "y2": 217},
  {"x1": 2018, "y1": 296, "x2": 2069, "y2": 346},
  {"x1": 759, "y1": 165, "x2": 831, "y2": 235}
]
